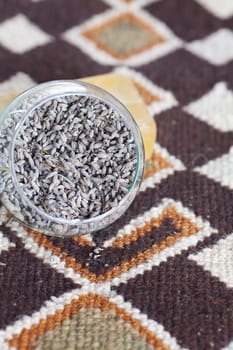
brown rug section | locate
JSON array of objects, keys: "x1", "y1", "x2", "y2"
[
  {"x1": 30, "y1": 308, "x2": 155, "y2": 350},
  {"x1": 0, "y1": 1, "x2": 233, "y2": 349}
]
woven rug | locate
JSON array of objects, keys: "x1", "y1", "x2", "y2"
[{"x1": 1, "y1": 1, "x2": 233, "y2": 349}]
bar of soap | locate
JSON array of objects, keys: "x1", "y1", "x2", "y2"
[{"x1": 80, "y1": 73, "x2": 156, "y2": 160}]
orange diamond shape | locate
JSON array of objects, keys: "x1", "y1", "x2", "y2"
[
  {"x1": 8, "y1": 294, "x2": 169, "y2": 350},
  {"x1": 82, "y1": 12, "x2": 166, "y2": 59}
]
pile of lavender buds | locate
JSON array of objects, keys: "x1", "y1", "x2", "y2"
[{"x1": 2, "y1": 94, "x2": 137, "y2": 223}]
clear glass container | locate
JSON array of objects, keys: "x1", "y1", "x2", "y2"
[{"x1": 0, "y1": 80, "x2": 144, "y2": 237}]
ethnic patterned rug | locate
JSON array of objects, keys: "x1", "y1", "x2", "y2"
[{"x1": 1, "y1": 1, "x2": 233, "y2": 349}]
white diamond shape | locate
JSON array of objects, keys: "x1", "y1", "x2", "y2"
[
  {"x1": 0, "y1": 14, "x2": 53, "y2": 54},
  {"x1": 186, "y1": 29, "x2": 233, "y2": 65},
  {"x1": 0, "y1": 72, "x2": 35, "y2": 95},
  {"x1": 189, "y1": 232, "x2": 233, "y2": 288},
  {"x1": 195, "y1": 146, "x2": 233, "y2": 190},
  {"x1": 0, "y1": 231, "x2": 15, "y2": 254},
  {"x1": 184, "y1": 82, "x2": 233, "y2": 132},
  {"x1": 195, "y1": 0, "x2": 233, "y2": 19}
]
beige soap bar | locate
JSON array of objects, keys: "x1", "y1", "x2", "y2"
[{"x1": 80, "y1": 73, "x2": 156, "y2": 160}]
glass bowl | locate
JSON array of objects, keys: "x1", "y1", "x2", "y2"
[{"x1": 0, "y1": 80, "x2": 144, "y2": 237}]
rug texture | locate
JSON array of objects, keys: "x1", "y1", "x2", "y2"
[{"x1": 1, "y1": 1, "x2": 233, "y2": 349}]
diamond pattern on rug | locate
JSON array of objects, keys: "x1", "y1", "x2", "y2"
[
  {"x1": 63, "y1": 9, "x2": 181, "y2": 66},
  {"x1": 184, "y1": 82, "x2": 233, "y2": 132},
  {"x1": 0, "y1": 1, "x2": 233, "y2": 349},
  {"x1": 82, "y1": 12, "x2": 165, "y2": 59},
  {"x1": 102, "y1": 198, "x2": 205, "y2": 251},
  {"x1": 139, "y1": 49, "x2": 219, "y2": 104},
  {"x1": 156, "y1": 171, "x2": 233, "y2": 235},
  {"x1": 140, "y1": 143, "x2": 185, "y2": 192},
  {"x1": 187, "y1": 29, "x2": 233, "y2": 65},
  {"x1": 156, "y1": 107, "x2": 233, "y2": 168},
  {"x1": 7, "y1": 294, "x2": 167, "y2": 350},
  {"x1": 195, "y1": 146, "x2": 233, "y2": 190},
  {"x1": 195, "y1": 0, "x2": 233, "y2": 19},
  {"x1": 114, "y1": 66, "x2": 177, "y2": 114},
  {"x1": 24, "y1": 198, "x2": 210, "y2": 283},
  {"x1": 114, "y1": 255, "x2": 233, "y2": 350},
  {"x1": 30, "y1": 308, "x2": 155, "y2": 350},
  {"x1": 0, "y1": 222, "x2": 78, "y2": 329},
  {"x1": 189, "y1": 232, "x2": 233, "y2": 288},
  {"x1": 145, "y1": 0, "x2": 223, "y2": 41},
  {"x1": 0, "y1": 14, "x2": 53, "y2": 54}
]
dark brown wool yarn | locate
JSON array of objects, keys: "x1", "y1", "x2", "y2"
[{"x1": 0, "y1": 1, "x2": 233, "y2": 349}]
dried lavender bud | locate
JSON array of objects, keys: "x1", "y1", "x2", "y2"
[{"x1": 10, "y1": 95, "x2": 137, "y2": 221}]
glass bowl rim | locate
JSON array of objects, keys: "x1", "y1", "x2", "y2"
[{"x1": 0, "y1": 79, "x2": 145, "y2": 230}]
